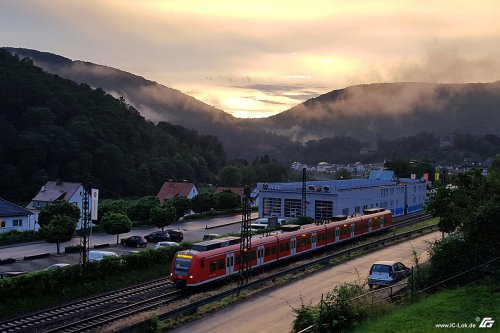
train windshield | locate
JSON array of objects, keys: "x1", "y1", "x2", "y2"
[{"x1": 174, "y1": 256, "x2": 191, "y2": 276}]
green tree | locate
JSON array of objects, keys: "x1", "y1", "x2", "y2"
[
  {"x1": 218, "y1": 165, "x2": 242, "y2": 187},
  {"x1": 38, "y1": 201, "x2": 81, "y2": 228},
  {"x1": 127, "y1": 196, "x2": 160, "y2": 223},
  {"x1": 191, "y1": 193, "x2": 216, "y2": 213},
  {"x1": 96, "y1": 199, "x2": 130, "y2": 224},
  {"x1": 39, "y1": 215, "x2": 77, "y2": 254},
  {"x1": 150, "y1": 203, "x2": 176, "y2": 231},
  {"x1": 169, "y1": 196, "x2": 191, "y2": 219},
  {"x1": 491, "y1": 153, "x2": 500, "y2": 173},
  {"x1": 216, "y1": 190, "x2": 241, "y2": 210},
  {"x1": 101, "y1": 212, "x2": 132, "y2": 244},
  {"x1": 335, "y1": 169, "x2": 352, "y2": 180}
]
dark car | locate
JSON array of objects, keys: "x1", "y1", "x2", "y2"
[
  {"x1": 167, "y1": 229, "x2": 183, "y2": 242},
  {"x1": 120, "y1": 235, "x2": 148, "y2": 248},
  {"x1": 145, "y1": 231, "x2": 171, "y2": 243}
]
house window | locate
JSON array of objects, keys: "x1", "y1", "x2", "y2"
[
  {"x1": 354, "y1": 206, "x2": 361, "y2": 214},
  {"x1": 0, "y1": 221, "x2": 5, "y2": 228},
  {"x1": 12, "y1": 219, "x2": 23, "y2": 227},
  {"x1": 342, "y1": 208, "x2": 349, "y2": 215},
  {"x1": 262, "y1": 197, "x2": 282, "y2": 217},
  {"x1": 284, "y1": 199, "x2": 302, "y2": 218},
  {"x1": 390, "y1": 188, "x2": 395, "y2": 195}
]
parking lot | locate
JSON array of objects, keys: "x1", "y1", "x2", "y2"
[{"x1": 0, "y1": 212, "x2": 256, "y2": 274}]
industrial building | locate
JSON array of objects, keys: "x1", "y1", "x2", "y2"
[{"x1": 257, "y1": 170, "x2": 426, "y2": 220}]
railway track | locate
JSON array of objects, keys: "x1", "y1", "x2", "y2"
[
  {"x1": 0, "y1": 212, "x2": 435, "y2": 333},
  {"x1": 116, "y1": 212, "x2": 438, "y2": 333},
  {"x1": 0, "y1": 277, "x2": 174, "y2": 333}
]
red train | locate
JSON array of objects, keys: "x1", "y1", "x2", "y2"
[{"x1": 170, "y1": 209, "x2": 392, "y2": 288}]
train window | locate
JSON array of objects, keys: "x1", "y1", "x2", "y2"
[
  {"x1": 271, "y1": 246, "x2": 276, "y2": 255},
  {"x1": 286, "y1": 241, "x2": 290, "y2": 250},
  {"x1": 235, "y1": 255, "x2": 240, "y2": 265},
  {"x1": 328, "y1": 231, "x2": 334, "y2": 238},
  {"x1": 279, "y1": 243, "x2": 284, "y2": 252},
  {"x1": 265, "y1": 248, "x2": 270, "y2": 256},
  {"x1": 296, "y1": 238, "x2": 301, "y2": 247},
  {"x1": 209, "y1": 261, "x2": 217, "y2": 272},
  {"x1": 218, "y1": 259, "x2": 225, "y2": 270},
  {"x1": 250, "y1": 251, "x2": 257, "y2": 261},
  {"x1": 201, "y1": 259, "x2": 204, "y2": 268}
]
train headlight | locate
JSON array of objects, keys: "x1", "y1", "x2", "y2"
[
  {"x1": 170, "y1": 273, "x2": 173, "y2": 276},
  {"x1": 189, "y1": 275, "x2": 194, "y2": 279}
]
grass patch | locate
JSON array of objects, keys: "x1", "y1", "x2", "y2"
[
  {"x1": 0, "y1": 265, "x2": 168, "y2": 319},
  {"x1": 353, "y1": 279, "x2": 500, "y2": 333}
]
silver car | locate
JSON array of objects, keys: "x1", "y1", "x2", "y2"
[{"x1": 368, "y1": 261, "x2": 411, "y2": 288}]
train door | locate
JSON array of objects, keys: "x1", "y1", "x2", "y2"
[
  {"x1": 226, "y1": 252, "x2": 235, "y2": 276},
  {"x1": 257, "y1": 245, "x2": 265, "y2": 266},
  {"x1": 368, "y1": 218, "x2": 373, "y2": 232},
  {"x1": 311, "y1": 233, "x2": 317, "y2": 249},
  {"x1": 290, "y1": 237, "x2": 296, "y2": 255},
  {"x1": 380, "y1": 215, "x2": 385, "y2": 228},
  {"x1": 335, "y1": 227, "x2": 340, "y2": 242},
  {"x1": 350, "y1": 223, "x2": 355, "y2": 237}
]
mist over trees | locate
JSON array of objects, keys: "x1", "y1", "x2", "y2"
[{"x1": 0, "y1": 50, "x2": 226, "y2": 202}]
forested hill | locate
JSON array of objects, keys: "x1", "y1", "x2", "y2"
[
  {"x1": 4, "y1": 47, "x2": 294, "y2": 160},
  {"x1": 0, "y1": 50, "x2": 226, "y2": 202}
]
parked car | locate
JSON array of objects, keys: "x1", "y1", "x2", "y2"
[
  {"x1": 166, "y1": 230, "x2": 183, "y2": 242},
  {"x1": 89, "y1": 250, "x2": 118, "y2": 262},
  {"x1": 155, "y1": 241, "x2": 179, "y2": 249},
  {"x1": 368, "y1": 261, "x2": 411, "y2": 288},
  {"x1": 145, "y1": 231, "x2": 170, "y2": 242},
  {"x1": 120, "y1": 235, "x2": 148, "y2": 248},
  {"x1": 44, "y1": 263, "x2": 71, "y2": 271}
]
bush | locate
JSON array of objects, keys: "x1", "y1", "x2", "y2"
[
  {"x1": 65, "y1": 245, "x2": 83, "y2": 253},
  {"x1": 0, "y1": 230, "x2": 38, "y2": 246},
  {"x1": 292, "y1": 216, "x2": 314, "y2": 226},
  {"x1": 292, "y1": 282, "x2": 369, "y2": 332}
]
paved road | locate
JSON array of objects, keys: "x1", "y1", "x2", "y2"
[
  {"x1": 170, "y1": 231, "x2": 441, "y2": 333},
  {"x1": 0, "y1": 212, "x2": 256, "y2": 272}
]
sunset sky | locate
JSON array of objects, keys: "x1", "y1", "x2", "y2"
[{"x1": 2, "y1": 0, "x2": 500, "y2": 118}]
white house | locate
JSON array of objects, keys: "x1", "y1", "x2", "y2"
[
  {"x1": 0, "y1": 198, "x2": 34, "y2": 233},
  {"x1": 27, "y1": 180, "x2": 90, "y2": 230}
]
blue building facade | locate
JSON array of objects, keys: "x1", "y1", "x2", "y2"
[{"x1": 257, "y1": 171, "x2": 426, "y2": 220}]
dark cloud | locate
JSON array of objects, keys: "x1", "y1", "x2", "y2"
[{"x1": 256, "y1": 99, "x2": 287, "y2": 105}]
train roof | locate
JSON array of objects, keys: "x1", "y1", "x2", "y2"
[{"x1": 179, "y1": 210, "x2": 391, "y2": 260}]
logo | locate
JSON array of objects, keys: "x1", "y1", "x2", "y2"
[{"x1": 479, "y1": 317, "x2": 495, "y2": 328}]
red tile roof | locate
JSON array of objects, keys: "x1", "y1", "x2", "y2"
[
  {"x1": 214, "y1": 187, "x2": 244, "y2": 197},
  {"x1": 157, "y1": 181, "x2": 196, "y2": 202}
]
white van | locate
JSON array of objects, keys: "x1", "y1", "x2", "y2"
[
  {"x1": 89, "y1": 250, "x2": 118, "y2": 262},
  {"x1": 250, "y1": 218, "x2": 286, "y2": 232}
]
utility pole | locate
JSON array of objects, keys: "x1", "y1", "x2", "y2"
[
  {"x1": 239, "y1": 186, "x2": 252, "y2": 285},
  {"x1": 301, "y1": 167, "x2": 307, "y2": 217},
  {"x1": 79, "y1": 184, "x2": 90, "y2": 269}
]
